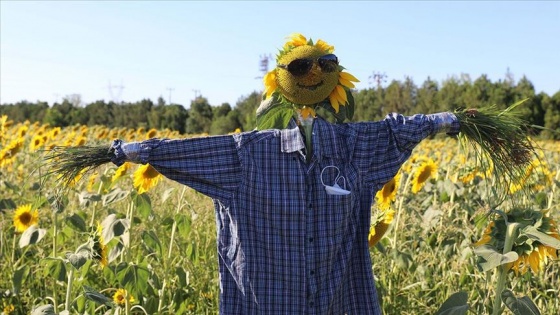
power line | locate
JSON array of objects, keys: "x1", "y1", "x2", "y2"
[
  {"x1": 166, "y1": 87, "x2": 175, "y2": 104},
  {"x1": 107, "y1": 80, "x2": 125, "y2": 103},
  {"x1": 368, "y1": 71, "x2": 387, "y2": 89},
  {"x1": 255, "y1": 54, "x2": 273, "y2": 79}
]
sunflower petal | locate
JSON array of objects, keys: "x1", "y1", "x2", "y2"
[
  {"x1": 329, "y1": 93, "x2": 340, "y2": 112},
  {"x1": 340, "y1": 71, "x2": 360, "y2": 82},
  {"x1": 335, "y1": 85, "x2": 348, "y2": 104},
  {"x1": 339, "y1": 77, "x2": 355, "y2": 89}
]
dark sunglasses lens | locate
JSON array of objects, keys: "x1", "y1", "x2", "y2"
[
  {"x1": 288, "y1": 59, "x2": 313, "y2": 76},
  {"x1": 318, "y1": 54, "x2": 338, "y2": 72}
]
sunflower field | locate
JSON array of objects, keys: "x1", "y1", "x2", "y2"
[{"x1": 1, "y1": 115, "x2": 559, "y2": 315}]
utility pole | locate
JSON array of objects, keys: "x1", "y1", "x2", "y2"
[
  {"x1": 166, "y1": 87, "x2": 175, "y2": 104},
  {"x1": 108, "y1": 80, "x2": 125, "y2": 103},
  {"x1": 255, "y1": 54, "x2": 273, "y2": 79},
  {"x1": 368, "y1": 71, "x2": 387, "y2": 89},
  {"x1": 192, "y1": 89, "x2": 200, "y2": 99}
]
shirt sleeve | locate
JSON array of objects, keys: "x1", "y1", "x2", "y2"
[
  {"x1": 358, "y1": 112, "x2": 459, "y2": 190},
  {"x1": 110, "y1": 136, "x2": 242, "y2": 201}
]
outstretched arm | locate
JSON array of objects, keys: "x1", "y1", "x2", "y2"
[
  {"x1": 111, "y1": 135, "x2": 242, "y2": 200},
  {"x1": 356, "y1": 112, "x2": 459, "y2": 190}
]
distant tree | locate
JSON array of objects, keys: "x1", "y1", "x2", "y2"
[
  {"x1": 353, "y1": 88, "x2": 384, "y2": 122},
  {"x1": 541, "y1": 92, "x2": 560, "y2": 139},
  {"x1": 161, "y1": 105, "x2": 188, "y2": 134},
  {"x1": 437, "y1": 76, "x2": 468, "y2": 111},
  {"x1": 233, "y1": 91, "x2": 261, "y2": 131},
  {"x1": 514, "y1": 76, "x2": 540, "y2": 129},
  {"x1": 214, "y1": 103, "x2": 232, "y2": 118},
  {"x1": 186, "y1": 97, "x2": 213, "y2": 134},
  {"x1": 210, "y1": 110, "x2": 241, "y2": 135},
  {"x1": 157, "y1": 96, "x2": 166, "y2": 107},
  {"x1": 86, "y1": 100, "x2": 113, "y2": 126},
  {"x1": 464, "y1": 74, "x2": 492, "y2": 107},
  {"x1": 416, "y1": 77, "x2": 439, "y2": 114}
]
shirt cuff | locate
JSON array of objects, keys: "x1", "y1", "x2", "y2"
[
  {"x1": 429, "y1": 112, "x2": 460, "y2": 135},
  {"x1": 111, "y1": 140, "x2": 143, "y2": 166}
]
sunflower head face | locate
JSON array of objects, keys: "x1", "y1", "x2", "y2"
[
  {"x1": 258, "y1": 33, "x2": 360, "y2": 130},
  {"x1": 276, "y1": 45, "x2": 340, "y2": 105}
]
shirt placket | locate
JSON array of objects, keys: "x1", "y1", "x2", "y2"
[{"x1": 303, "y1": 159, "x2": 318, "y2": 314}]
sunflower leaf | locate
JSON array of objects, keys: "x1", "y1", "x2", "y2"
[
  {"x1": 30, "y1": 304, "x2": 56, "y2": 315},
  {"x1": 256, "y1": 102, "x2": 295, "y2": 130},
  {"x1": 108, "y1": 239, "x2": 125, "y2": 263},
  {"x1": 501, "y1": 289, "x2": 540, "y2": 315},
  {"x1": 435, "y1": 291, "x2": 469, "y2": 315},
  {"x1": 13, "y1": 265, "x2": 30, "y2": 295},
  {"x1": 133, "y1": 192, "x2": 153, "y2": 219},
  {"x1": 66, "y1": 249, "x2": 90, "y2": 270},
  {"x1": 521, "y1": 225, "x2": 560, "y2": 249},
  {"x1": 83, "y1": 285, "x2": 114, "y2": 306},
  {"x1": 66, "y1": 213, "x2": 87, "y2": 232},
  {"x1": 78, "y1": 191, "x2": 101, "y2": 207},
  {"x1": 48, "y1": 194, "x2": 68, "y2": 214},
  {"x1": 44, "y1": 258, "x2": 67, "y2": 281},
  {"x1": 473, "y1": 245, "x2": 519, "y2": 272},
  {"x1": 101, "y1": 214, "x2": 130, "y2": 242},
  {"x1": 19, "y1": 225, "x2": 47, "y2": 248},
  {"x1": 142, "y1": 230, "x2": 163, "y2": 257},
  {"x1": 102, "y1": 187, "x2": 129, "y2": 206}
]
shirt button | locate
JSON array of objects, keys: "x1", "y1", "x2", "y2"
[
  {"x1": 310, "y1": 270, "x2": 315, "y2": 275},
  {"x1": 308, "y1": 203, "x2": 312, "y2": 208},
  {"x1": 309, "y1": 301, "x2": 314, "y2": 307},
  {"x1": 309, "y1": 237, "x2": 314, "y2": 243}
]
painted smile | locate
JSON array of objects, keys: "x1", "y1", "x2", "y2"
[{"x1": 296, "y1": 80, "x2": 324, "y2": 91}]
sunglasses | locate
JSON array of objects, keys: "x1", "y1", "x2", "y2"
[{"x1": 277, "y1": 54, "x2": 339, "y2": 77}]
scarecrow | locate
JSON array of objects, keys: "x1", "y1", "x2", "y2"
[{"x1": 47, "y1": 34, "x2": 535, "y2": 314}]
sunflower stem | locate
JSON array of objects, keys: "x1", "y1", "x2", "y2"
[
  {"x1": 52, "y1": 212, "x2": 58, "y2": 257},
  {"x1": 168, "y1": 186, "x2": 187, "y2": 260},
  {"x1": 491, "y1": 222, "x2": 520, "y2": 315},
  {"x1": 392, "y1": 172, "x2": 413, "y2": 248},
  {"x1": 64, "y1": 267, "x2": 75, "y2": 312}
]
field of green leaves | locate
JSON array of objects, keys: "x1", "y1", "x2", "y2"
[{"x1": 1, "y1": 116, "x2": 559, "y2": 314}]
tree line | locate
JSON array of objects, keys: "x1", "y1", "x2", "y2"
[{"x1": 1, "y1": 73, "x2": 559, "y2": 139}]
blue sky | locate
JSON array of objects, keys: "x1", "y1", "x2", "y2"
[{"x1": 1, "y1": 1, "x2": 559, "y2": 107}]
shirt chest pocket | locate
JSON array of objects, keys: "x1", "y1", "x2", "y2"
[{"x1": 318, "y1": 164, "x2": 360, "y2": 233}]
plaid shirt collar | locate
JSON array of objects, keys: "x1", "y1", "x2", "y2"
[{"x1": 280, "y1": 117, "x2": 357, "y2": 162}]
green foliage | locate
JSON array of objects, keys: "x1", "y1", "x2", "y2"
[
  {"x1": 2, "y1": 73, "x2": 558, "y2": 138},
  {"x1": 501, "y1": 290, "x2": 541, "y2": 315}
]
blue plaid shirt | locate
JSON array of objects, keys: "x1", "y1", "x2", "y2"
[{"x1": 111, "y1": 113, "x2": 459, "y2": 315}]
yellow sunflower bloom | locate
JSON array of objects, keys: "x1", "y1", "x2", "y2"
[
  {"x1": 13, "y1": 204, "x2": 39, "y2": 233},
  {"x1": 145, "y1": 128, "x2": 158, "y2": 139},
  {"x1": 474, "y1": 209, "x2": 560, "y2": 274},
  {"x1": 133, "y1": 163, "x2": 162, "y2": 194},
  {"x1": 29, "y1": 135, "x2": 46, "y2": 152},
  {"x1": 16, "y1": 125, "x2": 28, "y2": 138},
  {"x1": 283, "y1": 33, "x2": 308, "y2": 49},
  {"x1": 314, "y1": 39, "x2": 334, "y2": 53},
  {"x1": 375, "y1": 172, "x2": 401, "y2": 209},
  {"x1": 113, "y1": 288, "x2": 135, "y2": 306},
  {"x1": 3, "y1": 304, "x2": 15, "y2": 314},
  {"x1": 369, "y1": 207, "x2": 395, "y2": 247},
  {"x1": 411, "y1": 159, "x2": 438, "y2": 194},
  {"x1": 92, "y1": 224, "x2": 108, "y2": 268},
  {"x1": 263, "y1": 70, "x2": 278, "y2": 99},
  {"x1": 74, "y1": 136, "x2": 87, "y2": 146},
  {"x1": 112, "y1": 162, "x2": 132, "y2": 183}
]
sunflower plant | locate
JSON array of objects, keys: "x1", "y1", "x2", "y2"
[{"x1": 473, "y1": 207, "x2": 560, "y2": 315}]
